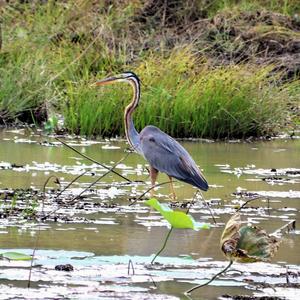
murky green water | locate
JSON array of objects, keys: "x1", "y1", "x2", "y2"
[{"x1": 0, "y1": 129, "x2": 299, "y2": 299}]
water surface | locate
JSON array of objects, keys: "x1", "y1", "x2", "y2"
[{"x1": 0, "y1": 129, "x2": 299, "y2": 299}]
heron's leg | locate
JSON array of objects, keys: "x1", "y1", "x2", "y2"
[
  {"x1": 168, "y1": 176, "x2": 177, "y2": 201},
  {"x1": 149, "y1": 166, "x2": 159, "y2": 197}
]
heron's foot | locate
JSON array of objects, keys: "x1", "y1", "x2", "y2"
[{"x1": 167, "y1": 192, "x2": 177, "y2": 202}]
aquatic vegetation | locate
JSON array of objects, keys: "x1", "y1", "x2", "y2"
[
  {"x1": 65, "y1": 53, "x2": 299, "y2": 138},
  {"x1": 0, "y1": 130, "x2": 299, "y2": 298},
  {"x1": 220, "y1": 213, "x2": 280, "y2": 263},
  {"x1": 145, "y1": 198, "x2": 210, "y2": 264},
  {"x1": 0, "y1": 251, "x2": 32, "y2": 261},
  {"x1": 185, "y1": 209, "x2": 282, "y2": 294},
  {"x1": 145, "y1": 198, "x2": 210, "y2": 230},
  {"x1": 1, "y1": 248, "x2": 298, "y2": 299}
]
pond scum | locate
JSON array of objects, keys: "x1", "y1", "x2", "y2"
[{"x1": 0, "y1": 0, "x2": 300, "y2": 138}]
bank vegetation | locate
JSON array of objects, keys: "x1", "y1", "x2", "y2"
[{"x1": 0, "y1": 0, "x2": 299, "y2": 138}]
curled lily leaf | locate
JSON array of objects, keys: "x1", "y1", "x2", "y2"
[
  {"x1": 220, "y1": 213, "x2": 280, "y2": 263},
  {"x1": 146, "y1": 198, "x2": 210, "y2": 230}
]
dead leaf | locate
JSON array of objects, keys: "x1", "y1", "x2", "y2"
[{"x1": 220, "y1": 213, "x2": 280, "y2": 263}]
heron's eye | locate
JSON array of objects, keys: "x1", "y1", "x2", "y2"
[{"x1": 149, "y1": 137, "x2": 155, "y2": 143}]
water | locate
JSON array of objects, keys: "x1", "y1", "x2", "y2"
[{"x1": 0, "y1": 129, "x2": 299, "y2": 299}]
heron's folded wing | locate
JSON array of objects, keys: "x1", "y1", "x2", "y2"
[{"x1": 140, "y1": 129, "x2": 208, "y2": 191}]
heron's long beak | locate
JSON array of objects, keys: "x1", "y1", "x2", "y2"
[{"x1": 94, "y1": 76, "x2": 119, "y2": 87}]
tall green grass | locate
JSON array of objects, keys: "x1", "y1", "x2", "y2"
[
  {"x1": 0, "y1": 49, "x2": 53, "y2": 123},
  {"x1": 64, "y1": 49, "x2": 298, "y2": 138},
  {"x1": 1, "y1": 1, "x2": 299, "y2": 137},
  {"x1": 0, "y1": 0, "x2": 129, "y2": 124}
]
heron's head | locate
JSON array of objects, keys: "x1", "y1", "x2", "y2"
[{"x1": 94, "y1": 71, "x2": 140, "y2": 87}]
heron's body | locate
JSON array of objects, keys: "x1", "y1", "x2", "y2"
[
  {"x1": 95, "y1": 72, "x2": 208, "y2": 197},
  {"x1": 140, "y1": 125, "x2": 208, "y2": 191}
]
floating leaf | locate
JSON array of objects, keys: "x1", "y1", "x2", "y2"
[
  {"x1": 0, "y1": 251, "x2": 32, "y2": 261},
  {"x1": 220, "y1": 213, "x2": 280, "y2": 263},
  {"x1": 145, "y1": 198, "x2": 210, "y2": 231}
]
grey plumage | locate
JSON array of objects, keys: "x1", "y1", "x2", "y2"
[{"x1": 140, "y1": 126, "x2": 208, "y2": 191}]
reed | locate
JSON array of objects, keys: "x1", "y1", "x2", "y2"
[{"x1": 63, "y1": 49, "x2": 298, "y2": 138}]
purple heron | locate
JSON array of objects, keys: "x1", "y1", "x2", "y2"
[{"x1": 95, "y1": 72, "x2": 208, "y2": 199}]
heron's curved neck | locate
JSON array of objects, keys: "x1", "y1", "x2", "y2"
[{"x1": 124, "y1": 77, "x2": 141, "y2": 152}]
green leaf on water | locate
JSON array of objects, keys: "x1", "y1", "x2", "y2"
[
  {"x1": 145, "y1": 198, "x2": 210, "y2": 231},
  {"x1": 0, "y1": 251, "x2": 32, "y2": 261}
]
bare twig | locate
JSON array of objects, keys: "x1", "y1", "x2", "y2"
[
  {"x1": 196, "y1": 190, "x2": 216, "y2": 224},
  {"x1": 129, "y1": 180, "x2": 174, "y2": 206},
  {"x1": 55, "y1": 137, "x2": 132, "y2": 183},
  {"x1": 41, "y1": 153, "x2": 130, "y2": 220},
  {"x1": 271, "y1": 219, "x2": 296, "y2": 237},
  {"x1": 54, "y1": 170, "x2": 89, "y2": 200},
  {"x1": 235, "y1": 195, "x2": 263, "y2": 212}
]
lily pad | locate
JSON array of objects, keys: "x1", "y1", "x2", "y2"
[
  {"x1": 0, "y1": 251, "x2": 32, "y2": 261},
  {"x1": 220, "y1": 213, "x2": 281, "y2": 263},
  {"x1": 145, "y1": 198, "x2": 210, "y2": 231}
]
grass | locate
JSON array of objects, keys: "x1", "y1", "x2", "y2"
[
  {"x1": 204, "y1": 0, "x2": 300, "y2": 16},
  {"x1": 0, "y1": 1, "x2": 299, "y2": 138},
  {"x1": 0, "y1": 49, "x2": 51, "y2": 124},
  {"x1": 63, "y1": 48, "x2": 298, "y2": 138}
]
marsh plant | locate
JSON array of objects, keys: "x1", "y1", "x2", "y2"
[
  {"x1": 65, "y1": 49, "x2": 298, "y2": 138},
  {"x1": 0, "y1": 1, "x2": 299, "y2": 138}
]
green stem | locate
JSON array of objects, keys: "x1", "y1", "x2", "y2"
[
  {"x1": 184, "y1": 260, "x2": 233, "y2": 295},
  {"x1": 151, "y1": 227, "x2": 173, "y2": 264}
]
